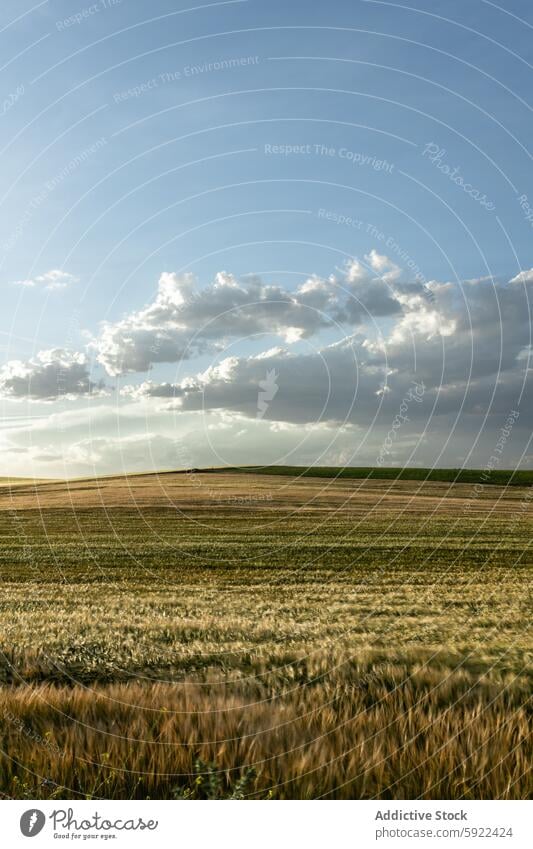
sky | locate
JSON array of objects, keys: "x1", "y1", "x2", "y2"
[{"x1": 0, "y1": 0, "x2": 532, "y2": 477}]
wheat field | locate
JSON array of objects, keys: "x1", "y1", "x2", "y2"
[{"x1": 0, "y1": 470, "x2": 531, "y2": 799}]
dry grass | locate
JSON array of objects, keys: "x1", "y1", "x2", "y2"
[{"x1": 0, "y1": 472, "x2": 530, "y2": 799}]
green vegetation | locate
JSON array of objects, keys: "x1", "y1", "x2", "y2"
[
  {"x1": 0, "y1": 473, "x2": 530, "y2": 799},
  {"x1": 229, "y1": 465, "x2": 533, "y2": 487}
]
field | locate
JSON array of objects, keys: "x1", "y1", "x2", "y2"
[
  {"x1": 0, "y1": 470, "x2": 531, "y2": 799},
  {"x1": 231, "y1": 465, "x2": 533, "y2": 487}
]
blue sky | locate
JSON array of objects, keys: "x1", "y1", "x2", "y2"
[{"x1": 1, "y1": 0, "x2": 532, "y2": 476}]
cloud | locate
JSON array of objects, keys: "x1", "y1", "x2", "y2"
[
  {"x1": 363, "y1": 249, "x2": 402, "y2": 283},
  {"x1": 121, "y1": 380, "x2": 181, "y2": 400},
  {"x1": 0, "y1": 349, "x2": 104, "y2": 400},
  {"x1": 124, "y1": 339, "x2": 392, "y2": 426},
  {"x1": 66, "y1": 433, "x2": 179, "y2": 469},
  {"x1": 5, "y1": 255, "x2": 533, "y2": 474},
  {"x1": 510, "y1": 267, "x2": 533, "y2": 285},
  {"x1": 95, "y1": 264, "x2": 407, "y2": 376},
  {"x1": 10, "y1": 269, "x2": 78, "y2": 291},
  {"x1": 123, "y1": 272, "x2": 533, "y2": 428},
  {"x1": 368, "y1": 275, "x2": 532, "y2": 382}
]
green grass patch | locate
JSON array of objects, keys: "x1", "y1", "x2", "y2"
[{"x1": 226, "y1": 465, "x2": 533, "y2": 486}]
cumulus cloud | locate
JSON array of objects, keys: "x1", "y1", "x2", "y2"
[
  {"x1": 123, "y1": 272, "x2": 533, "y2": 428},
  {"x1": 368, "y1": 275, "x2": 532, "y2": 383},
  {"x1": 10, "y1": 269, "x2": 78, "y2": 291},
  {"x1": 95, "y1": 264, "x2": 410, "y2": 376},
  {"x1": 124, "y1": 339, "x2": 397, "y2": 426},
  {"x1": 6, "y1": 254, "x2": 533, "y2": 473},
  {"x1": 509, "y1": 267, "x2": 533, "y2": 285},
  {"x1": 352, "y1": 249, "x2": 402, "y2": 284},
  {"x1": 0, "y1": 349, "x2": 103, "y2": 400},
  {"x1": 121, "y1": 380, "x2": 181, "y2": 400}
]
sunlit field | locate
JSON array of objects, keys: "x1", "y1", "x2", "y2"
[{"x1": 0, "y1": 470, "x2": 531, "y2": 799}]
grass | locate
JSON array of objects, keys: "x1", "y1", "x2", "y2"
[
  {"x1": 228, "y1": 465, "x2": 533, "y2": 487},
  {"x1": 0, "y1": 471, "x2": 530, "y2": 799},
  {"x1": 2, "y1": 664, "x2": 530, "y2": 801}
]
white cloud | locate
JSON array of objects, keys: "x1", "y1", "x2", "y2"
[
  {"x1": 94, "y1": 264, "x2": 407, "y2": 376},
  {"x1": 10, "y1": 269, "x2": 78, "y2": 291},
  {"x1": 365, "y1": 249, "x2": 401, "y2": 283},
  {"x1": 4, "y1": 254, "x2": 533, "y2": 474},
  {"x1": 0, "y1": 349, "x2": 103, "y2": 400},
  {"x1": 122, "y1": 271, "x2": 533, "y2": 429},
  {"x1": 510, "y1": 268, "x2": 533, "y2": 285}
]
